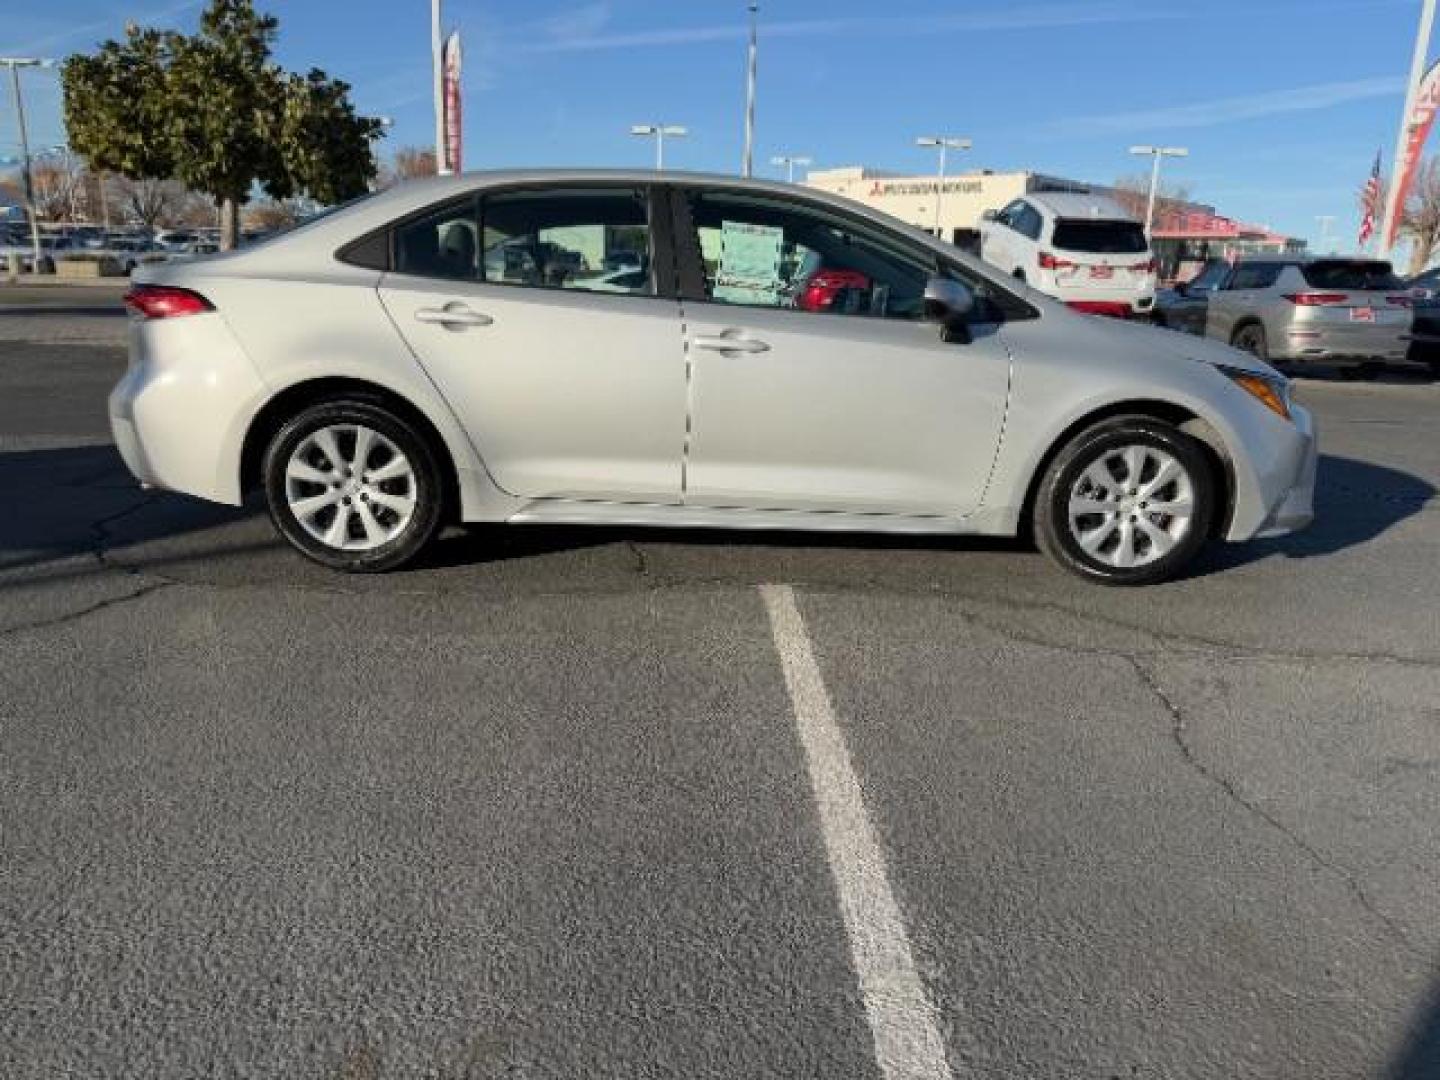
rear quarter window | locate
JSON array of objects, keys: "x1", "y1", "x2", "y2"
[
  {"x1": 1051, "y1": 219, "x2": 1148, "y2": 254},
  {"x1": 1302, "y1": 260, "x2": 1404, "y2": 290}
]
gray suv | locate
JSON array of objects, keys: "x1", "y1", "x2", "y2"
[{"x1": 1155, "y1": 256, "x2": 1411, "y2": 368}]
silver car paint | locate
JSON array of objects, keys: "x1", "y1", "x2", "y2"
[
  {"x1": 114, "y1": 168, "x2": 1316, "y2": 547},
  {"x1": 1206, "y1": 262, "x2": 1408, "y2": 363}
]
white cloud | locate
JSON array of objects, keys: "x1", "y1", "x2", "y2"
[
  {"x1": 517, "y1": 2, "x2": 1184, "y2": 54},
  {"x1": 5, "y1": 0, "x2": 201, "y2": 58},
  {"x1": 1058, "y1": 76, "x2": 1405, "y2": 135},
  {"x1": 537, "y1": 2, "x2": 613, "y2": 44}
]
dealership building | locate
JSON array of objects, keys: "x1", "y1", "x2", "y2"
[
  {"x1": 803, "y1": 166, "x2": 1305, "y2": 279},
  {"x1": 804, "y1": 166, "x2": 1098, "y2": 250}
]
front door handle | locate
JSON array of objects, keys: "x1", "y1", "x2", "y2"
[
  {"x1": 693, "y1": 332, "x2": 770, "y2": 354},
  {"x1": 414, "y1": 303, "x2": 493, "y2": 329}
]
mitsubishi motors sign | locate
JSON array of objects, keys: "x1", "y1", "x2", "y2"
[{"x1": 868, "y1": 179, "x2": 984, "y2": 197}]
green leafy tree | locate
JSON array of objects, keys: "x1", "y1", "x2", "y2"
[{"x1": 62, "y1": 0, "x2": 381, "y2": 249}]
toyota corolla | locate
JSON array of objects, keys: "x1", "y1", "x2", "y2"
[{"x1": 111, "y1": 169, "x2": 1316, "y2": 586}]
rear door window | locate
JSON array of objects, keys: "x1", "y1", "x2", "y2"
[
  {"x1": 1051, "y1": 219, "x2": 1147, "y2": 254},
  {"x1": 1226, "y1": 263, "x2": 1285, "y2": 290},
  {"x1": 480, "y1": 188, "x2": 653, "y2": 295},
  {"x1": 1301, "y1": 260, "x2": 1404, "y2": 291},
  {"x1": 1014, "y1": 203, "x2": 1043, "y2": 240}
]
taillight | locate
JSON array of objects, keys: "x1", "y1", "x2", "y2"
[
  {"x1": 1130, "y1": 258, "x2": 1157, "y2": 274},
  {"x1": 1282, "y1": 292, "x2": 1348, "y2": 306},
  {"x1": 1038, "y1": 251, "x2": 1076, "y2": 271},
  {"x1": 123, "y1": 285, "x2": 213, "y2": 319}
]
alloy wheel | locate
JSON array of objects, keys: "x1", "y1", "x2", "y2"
[
  {"x1": 1066, "y1": 443, "x2": 1195, "y2": 569},
  {"x1": 284, "y1": 423, "x2": 417, "y2": 551}
]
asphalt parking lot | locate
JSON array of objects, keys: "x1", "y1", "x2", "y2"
[{"x1": 3, "y1": 284, "x2": 1439, "y2": 1079}]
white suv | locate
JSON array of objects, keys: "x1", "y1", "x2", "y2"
[{"x1": 979, "y1": 191, "x2": 1156, "y2": 317}]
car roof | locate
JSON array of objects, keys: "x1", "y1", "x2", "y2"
[
  {"x1": 176, "y1": 167, "x2": 1008, "y2": 282},
  {"x1": 1022, "y1": 190, "x2": 1136, "y2": 222}
]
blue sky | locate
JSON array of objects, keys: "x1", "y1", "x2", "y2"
[{"x1": 0, "y1": 0, "x2": 1427, "y2": 248}]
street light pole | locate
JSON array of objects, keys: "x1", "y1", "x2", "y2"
[
  {"x1": 742, "y1": 2, "x2": 758, "y2": 178},
  {"x1": 2, "y1": 57, "x2": 52, "y2": 271},
  {"x1": 1381, "y1": 0, "x2": 1437, "y2": 257},
  {"x1": 770, "y1": 154, "x2": 811, "y2": 183},
  {"x1": 1128, "y1": 145, "x2": 1189, "y2": 237},
  {"x1": 631, "y1": 124, "x2": 687, "y2": 170},
  {"x1": 914, "y1": 136, "x2": 971, "y2": 237}
]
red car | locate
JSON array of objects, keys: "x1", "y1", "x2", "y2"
[{"x1": 796, "y1": 267, "x2": 870, "y2": 312}]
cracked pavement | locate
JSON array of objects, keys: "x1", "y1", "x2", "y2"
[{"x1": 2, "y1": 292, "x2": 1439, "y2": 1078}]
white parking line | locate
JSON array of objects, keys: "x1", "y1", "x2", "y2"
[{"x1": 759, "y1": 583, "x2": 954, "y2": 1080}]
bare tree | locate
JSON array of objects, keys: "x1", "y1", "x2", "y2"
[
  {"x1": 107, "y1": 175, "x2": 181, "y2": 231},
  {"x1": 243, "y1": 198, "x2": 303, "y2": 231},
  {"x1": 376, "y1": 146, "x2": 437, "y2": 189},
  {"x1": 30, "y1": 152, "x2": 89, "y2": 222},
  {"x1": 1402, "y1": 159, "x2": 1440, "y2": 274},
  {"x1": 1112, "y1": 173, "x2": 1192, "y2": 227}
]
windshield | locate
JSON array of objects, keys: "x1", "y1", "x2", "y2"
[
  {"x1": 1302, "y1": 260, "x2": 1404, "y2": 291},
  {"x1": 1051, "y1": 218, "x2": 1148, "y2": 254}
]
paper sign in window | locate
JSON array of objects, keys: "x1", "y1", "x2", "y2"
[{"x1": 714, "y1": 220, "x2": 785, "y2": 306}]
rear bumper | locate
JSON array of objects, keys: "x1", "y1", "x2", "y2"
[
  {"x1": 108, "y1": 312, "x2": 268, "y2": 505},
  {"x1": 1275, "y1": 324, "x2": 1408, "y2": 363}
]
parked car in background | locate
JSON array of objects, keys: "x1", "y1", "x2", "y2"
[
  {"x1": 978, "y1": 191, "x2": 1156, "y2": 318},
  {"x1": 1152, "y1": 258, "x2": 1231, "y2": 336},
  {"x1": 113, "y1": 168, "x2": 1316, "y2": 587},
  {"x1": 1157, "y1": 255, "x2": 1410, "y2": 371},
  {"x1": 1405, "y1": 265, "x2": 1440, "y2": 373},
  {"x1": 154, "y1": 229, "x2": 200, "y2": 251},
  {"x1": 603, "y1": 250, "x2": 645, "y2": 272}
]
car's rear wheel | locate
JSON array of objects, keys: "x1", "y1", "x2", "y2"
[
  {"x1": 1230, "y1": 322, "x2": 1268, "y2": 362},
  {"x1": 1034, "y1": 418, "x2": 1216, "y2": 586},
  {"x1": 262, "y1": 399, "x2": 445, "y2": 572}
]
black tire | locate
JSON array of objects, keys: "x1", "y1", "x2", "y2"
[
  {"x1": 262, "y1": 398, "x2": 446, "y2": 572},
  {"x1": 1033, "y1": 417, "x2": 1217, "y2": 586},
  {"x1": 1230, "y1": 322, "x2": 1268, "y2": 362}
]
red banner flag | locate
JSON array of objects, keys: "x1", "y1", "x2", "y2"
[
  {"x1": 1384, "y1": 59, "x2": 1440, "y2": 251},
  {"x1": 442, "y1": 31, "x2": 463, "y2": 174}
]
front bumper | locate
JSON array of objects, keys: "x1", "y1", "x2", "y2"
[{"x1": 1251, "y1": 402, "x2": 1317, "y2": 539}]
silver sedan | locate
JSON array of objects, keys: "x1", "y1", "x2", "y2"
[{"x1": 110, "y1": 169, "x2": 1316, "y2": 586}]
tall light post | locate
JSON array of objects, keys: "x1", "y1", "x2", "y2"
[
  {"x1": 914, "y1": 136, "x2": 971, "y2": 237},
  {"x1": 1128, "y1": 145, "x2": 1189, "y2": 237},
  {"x1": 770, "y1": 154, "x2": 811, "y2": 183},
  {"x1": 631, "y1": 124, "x2": 687, "y2": 170},
  {"x1": 742, "y1": 2, "x2": 758, "y2": 178},
  {"x1": 1, "y1": 57, "x2": 55, "y2": 270},
  {"x1": 1381, "y1": 0, "x2": 1437, "y2": 257}
]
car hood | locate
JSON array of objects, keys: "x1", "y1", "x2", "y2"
[{"x1": 1070, "y1": 310, "x2": 1283, "y2": 380}]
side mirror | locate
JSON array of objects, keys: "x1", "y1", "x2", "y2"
[
  {"x1": 924, "y1": 276, "x2": 976, "y2": 343},
  {"x1": 981, "y1": 209, "x2": 998, "y2": 222}
]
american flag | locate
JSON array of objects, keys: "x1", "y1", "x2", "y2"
[{"x1": 1358, "y1": 150, "x2": 1382, "y2": 246}]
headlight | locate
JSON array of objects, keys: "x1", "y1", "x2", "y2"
[{"x1": 1218, "y1": 365, "x2": 1291, "y2": 421}]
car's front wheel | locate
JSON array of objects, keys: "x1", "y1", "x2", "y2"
[
  {"x1": 1034, "y1": 418, "x2": 1216, "y2": 586},
  {"x1": 262, "y1": 399, "x2": 445, "y2": 572}
]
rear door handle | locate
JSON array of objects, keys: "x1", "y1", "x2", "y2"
[
  {"x1": 414, "y1": 303, "x2": 493, "y2": 329},
  {"x1": 693, "y1": 333, "x2": 770, "y2": 354}
]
